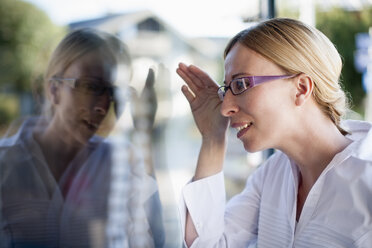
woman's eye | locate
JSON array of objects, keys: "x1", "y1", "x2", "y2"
[
  {"x1": 235, "y1": 79, "x2": 246, "y2": 91},
  {"x1": 87, "y1": 84, "x2": 100, "y2": 91},
  {"x1": 79, "y1": 81, "x2": 102, "y2": 93}
]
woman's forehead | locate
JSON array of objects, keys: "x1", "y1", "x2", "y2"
[
  {"x1": 64, "y1": 51, "x2": 117, "y2": 79},
  {"x1": 224, "y1": 43, "x2": 283, "y2": 80}
]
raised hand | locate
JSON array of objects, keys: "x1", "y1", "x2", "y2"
[
  {"x1": 131, "y1": 68, "x2": 157, "y2": 132},
  {"x1": 176, "y1": 63, "x2": 229, "y2": 141}
]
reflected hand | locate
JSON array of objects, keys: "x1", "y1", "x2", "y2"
[
  {"x1": 131, "y1": 68, "x2": 157, "y2": 131},
  {"x1": 176, "y1": 63, "x2": 229, "y2": 140}
]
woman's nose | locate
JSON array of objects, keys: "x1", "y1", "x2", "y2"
[
  {"x1": 94, "y1": 105, "x2": 107, "y2": 115},
  {"x1": 93, "y1": 95, "x2": 110, "y2": 115},
  {"x1": 220, "y1": 91, "x2": 239, "y2": 117}
]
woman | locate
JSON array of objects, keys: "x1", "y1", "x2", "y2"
[
  {"x1": 0, "y1": 28, "x2": 164, "y2": 247},
  {"x1": 177, "y1": 18, "x2": 372, "y2": 247}
]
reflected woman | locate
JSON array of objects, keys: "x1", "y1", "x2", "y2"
[{"x1": 0, "y1": 29, "x2": 164, "y2": 247}]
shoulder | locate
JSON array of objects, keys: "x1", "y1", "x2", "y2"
[
  {"x1": 0, "y1": 117, "x2": 41, "y2": 152},
  {"x1": 341, "y1": 120, "x2": 372, "y2": 162},
  {"x1": 0, "y1": 133, "x2": 30, "y2": 164}
]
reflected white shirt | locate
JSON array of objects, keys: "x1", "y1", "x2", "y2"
[
  {"x1": 180, "y1": 120, "x2": 372, "y2": 248},
  {"x1": 0, "y1": 118, "x2": 162, "y2": 247}
]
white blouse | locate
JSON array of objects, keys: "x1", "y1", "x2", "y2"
[{"x1": 180, "y1": 120, "x2": 372, "y2": 248}]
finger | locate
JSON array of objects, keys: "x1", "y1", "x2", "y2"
[
  {"x1": 145, "y1": 68, "x2": 155, "y2": 88},
  {"x1": 185, "y1": 68, "x2": 205, "y2": 88},
  {"x1": 176, "y1": 67, "x2": 199, "y2": 94},
  {"x1": 178, "y1": 62, "x2": 189, "y2": 72},
  {"x1": 181, "y1": 85, "x2": 196, "y2": 104},
  {"x1": 180, "y1": 63, "x2": 216, "y2": 89},
  {"x1": 178, "y1": 63, "x2": 201, "y2": 84},
  {"x1": 128, "y1": 86, "x2": 139, "y2": 102},
  {"x1": 188, "y1": 65, "x2": 220, "y2": 88},
  {"x1": 178, "y1": 63, "x2": 205, "y2": 88}
]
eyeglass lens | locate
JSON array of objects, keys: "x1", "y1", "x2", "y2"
[
  {"x1": 76, "y1": 80, "x2": 114, "y2": 97},
  {"x1": 231, "y1": 78, "x2": 251, "y2": 94}
]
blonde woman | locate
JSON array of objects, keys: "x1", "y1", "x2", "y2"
[
  {"x1": 177, "y1": 18, "x2": 372, "y2": 247},
  {"x1": 0, "y1": 29, "x2": 164, "y2": 247}
]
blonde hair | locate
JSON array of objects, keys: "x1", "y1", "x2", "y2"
[
  {"x1": 224, "y1": 18, "x2": 349, "y2": 135},
  {"x1": 43, "y1": 28, "x2": 131, "y2": 118}
]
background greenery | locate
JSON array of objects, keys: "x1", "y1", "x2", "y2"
[
  {"x1": 317, "y1": 7, "x2": 372, "y2": 114},
  {"x1": 280, "y1": 6, "x2": 372, "y2": 116},
  {"x1": 0, "y1": 0, "x2": 65, "y2": 131}
]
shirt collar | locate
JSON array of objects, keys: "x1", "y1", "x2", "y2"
[
  {"x1": 341, "y1": 119, "x2": 372, "y2": 162},
  {"x1": 288, "y1": 119, "x2": 372, "y2": 179}
]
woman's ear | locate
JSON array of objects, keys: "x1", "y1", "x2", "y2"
[
  {"x1": 49, "y1": 80, "x2": 61, "y2": 105},
  {"x1": 294, "y1": 74, "x2": 313, "y2": 106}
]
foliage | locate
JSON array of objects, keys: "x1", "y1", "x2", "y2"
[
  {"x1": 277, "y1": 1, "x2": 299, "y2": 19},
  {"x1": 0, "y1": 0, "x2": 66, "y2": 92},
  {"x1": 316, "y1": 7, "x2": 372, "y2": 113},
  {"x1": 0, "y1": 94, "x2": 19, "y2": 128},
  {"x1": 278, "y1": 5, "x2": 372, "y2": 114}
]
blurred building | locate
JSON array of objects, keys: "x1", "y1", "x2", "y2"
[
  {"x1": 69, "y1": 9, "x2": 226, "y2": 141},
  {"x1": 69, "y1": 9, "x2": 223, "y2": 90}
]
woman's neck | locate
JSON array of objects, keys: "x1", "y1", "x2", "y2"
[
  {"x1": 280, "y1": 113, "x2": 351, "y2": 188},
  {"x1": 34, "y1": 118, "x2": 84, "y2": 182}
]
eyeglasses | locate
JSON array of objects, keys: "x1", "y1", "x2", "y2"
[
  {"x1": 51, "y1": 77, "x2": 116, "y2": 99},
  {"x1": 217, "y1": 74, "x2": 298, "y2": 101}
]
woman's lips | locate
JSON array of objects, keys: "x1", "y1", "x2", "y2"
[
  {"x1": 232, "y1": 122, "x2": 253, "y2": 139},
  {"x1": 83, "y1": 120, "x2": 99, "y2": 131}
]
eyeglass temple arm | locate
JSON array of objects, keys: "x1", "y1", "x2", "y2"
[{"x1": 252, "y1": 74, "x2": 297, "y2": 85}]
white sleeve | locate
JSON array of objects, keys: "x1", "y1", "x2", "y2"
[{"x1": 179, "y1": 166, "x2": 265, "y2": 248}]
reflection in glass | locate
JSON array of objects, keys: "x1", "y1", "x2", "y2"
[{"x1": 0, "y1": 28, "x2": 165, "y2": 247}]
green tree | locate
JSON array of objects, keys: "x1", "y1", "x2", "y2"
[
  {"x1": 278, "y1": 5, "x2": 372, "y2": 114},
  {"x1": 0, "y1": 0, "x2": 65, "y2": 92},
  {"x1": 316, "y1": 7, "x2": 372, "y2": 114}
]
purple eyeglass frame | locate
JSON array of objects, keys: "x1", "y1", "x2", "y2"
[{"x1": 217, "y1": 74, "x2": 298, "y2": 101}]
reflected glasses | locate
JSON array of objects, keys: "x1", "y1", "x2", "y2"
[
  {"x1": 51, "y1": 77, "x2": 116, "y2": 99},
  {"x1": 217, "y1": 74, "x2": 298, "y2": 101}
]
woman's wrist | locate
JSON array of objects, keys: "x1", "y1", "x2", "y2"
[
  {"x1": 201, "y1": 130, "x2": 227, "y2": 145},
  {"x1": 193, "y1": 135, "x2": 226, "y2": 181}
]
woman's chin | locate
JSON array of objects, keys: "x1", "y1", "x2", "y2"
[
  {"x1": 74, "y1": 125, "x2": 96, "y2": 144},
  {"x1": 242, "y1": 140, "x2": 265, "y2": 153}
]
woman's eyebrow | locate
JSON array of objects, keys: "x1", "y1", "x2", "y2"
[
  {"x1": 224, "y1": 72, "x2": 252, "y2": 85},
  {"x1": 224, "y1": 72, "x2": 251, "y2": 84},
  {"x1": 231, "y1": 72, "x2": 251, "y2": 79}
]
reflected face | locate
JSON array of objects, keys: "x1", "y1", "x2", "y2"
[
  {"x1": 53, "y1": 49, "x2": 116, "y2": 144},
  {"x1": 221, "y1": 43, "x2": 296, "y2": 152}
]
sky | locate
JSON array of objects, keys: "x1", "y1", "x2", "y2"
[{"x1": 24, "y1": 0, "x2": 259, "y2": 37}]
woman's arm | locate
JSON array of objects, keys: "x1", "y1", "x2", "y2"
[
  {"x1": 176, "y1": 63, "x2": 229, "y2": 246},
  {"x1": 176, "y1": 63, "x2": 229, "y2": 179}
]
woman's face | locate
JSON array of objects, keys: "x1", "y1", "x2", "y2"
[
  {"x1": 52, "y1": 49, "x2": 116, "y2": 145},
  {"x1": 222, "y1": 43, "x2": 297, "y2": 152}
]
